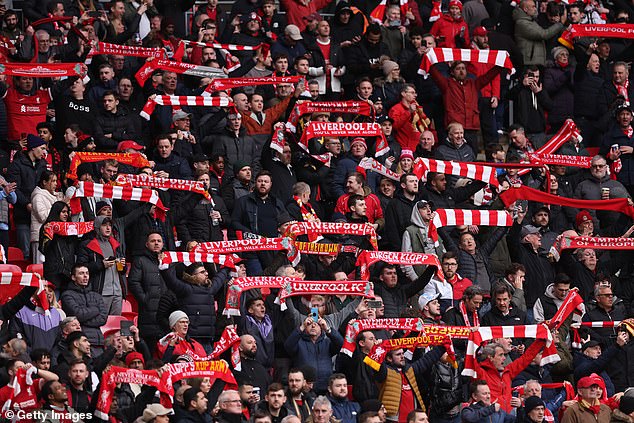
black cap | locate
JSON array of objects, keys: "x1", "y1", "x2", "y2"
[
  {"x1": 192, "y1": 153, "x2": 209, "y2": 163},
  {"x1": 582, "y1": 340, "x2": 601, "y2": 351},
  {"x1": 524, "y1": 396, "x2": 545, "y2": 413}
]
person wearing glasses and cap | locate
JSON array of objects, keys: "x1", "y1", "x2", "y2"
[{"x1": 561, "y1": 375, "x2": 611, "y2": 423}]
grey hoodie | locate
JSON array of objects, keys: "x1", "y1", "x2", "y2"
[{"x1": 401, "y1": 206, "x2": 445, "y2": 281}]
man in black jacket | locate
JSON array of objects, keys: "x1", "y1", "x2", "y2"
[
  {"x1": 383, "y1": 174, "x2": 421, "y2": 251},
  {"x1": 373, "y1": 264, "x2": 436, "y2": 318},
  {"x1": 127, "y1": 232, "x2": 166, "y2": 354},
  {"x1": 420, "y1": 172, "x2": 486, "y2": 209},
  {"x1": 481, "y1": 285, "x2": 528, "y2": 327},
  {"x1": 93, "y1": 91, "x2": 138, "y2": 151}
]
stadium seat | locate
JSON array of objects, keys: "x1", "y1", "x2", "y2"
[
  {"x1": 26, "y1": 263, "x2": 44, "y2": 277},
  {"x1": 101, "y1": 315, "x2": 128, "y2": 335},
  {"x1": 0, "y1": 264, "x2": 23, "y2": 273},
  {"x1": 121, "y1": 299, "x2": 138, "y2": 321}
]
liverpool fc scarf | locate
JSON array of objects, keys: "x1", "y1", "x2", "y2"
[
  {"x1": 299, "y1": 122, "x2": 386, "y2": 153},
  {"x1": 276, "y1": 280, "x2": 375, "y2": 310},
  {"x1": 184, "y1": 326, "x2": 242, "y2": 369},
  {"x1": 284, "y1": 221, "x2": 378, "y2": 250},
  {"x1": 135, "y1": 58, "x2": 227, "y2": 86},
  {"x1": 43, "y1": 221, "x2": 94, "y2": 239},
  {"x1": 357, "y1": 157, "x2": 401, "y2": 181},
  {"x1": 499, "y1": 186, "x2": 634, "y2": 219},
  {"x1": 67, "y1": 152, "x2": 150, "y2": 180},
  {"x1": 286, "y1": 101, "x2": 374, "y2": 132},
  {"x1": 559, "y1": 24, "x2": 634, "y2": 49},
  {"x1": 70, "y1": 181, "x2": 168, "y2": 217},
  {"x1": 159, "y1": 251, "x2": 238, "y2": 269},
  {"x1": 428, "y1": 209, "x2": 513, "y2": 245},
  {"x1": 115, "y1": 173, "x2": 211, "y2": 200},
  {"x1": 341, "y1": 318, "x2": 471, "y2": 356},
  {"x1": 355, "y1": 250, "x2": 443, "y2": 281},
  {"x1": 205, "y1": 75, "x2": 302, "y2": 94},
  {"x1": 89, "y1": 42, "x2": 166, "y2": 59},
  {"x1": 140, "y1": 95, "x2": 232, "y2": 119},
  {"x1": 0, "y1": 62, "x2": 88, "y2": 80},
  {"x1": 225, "y1": 276, "x2": 295, "y2": 316},
  {"x1": 364, "y1": 334, "x2": 455, "y2": 370},
  {"x1": 418, "y1": 48, "x2": 515, "y2": 78}
]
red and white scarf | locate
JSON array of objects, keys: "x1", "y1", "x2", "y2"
[
  {"x1": 527, "y1": 153, "x2": 592, "y2": 168},
  {"x1": 286, "y1": 101, "x2": 374, "y2": 133},
  {"x1": 225, "y1": 276, "x2": 295, "y2": 316},
  {"x1": 429, "y1": 0, "x2": 442, "y2": 21},
  {"x1": 0, "y1": 272, "x2": 48, "y2": 313},
  {"x1": 428, "y1": 209, "x2": 513, "y2": 245},
  {"x1": 418, "y1": 48, "x2": 515, "y2": 78},
  {"x1": 67, "y1": 152, "x2": 150, "y2": 180},
  {"x1": 357, "y1": 157, "x2": 401, "y2": 181},
  {"x1": 0, "y1": 62, "x2": 88, "y2": 81},
  {"x1": 70, "y1": 181, "x2": 168, "y2": 218},
  {"x1": 174, "y1": 40, "x2": 259, "y2": 73},
  {"x1": 162, "y1": 360, "x2": 237, "y2": 389},
  {"x1": 204, "y1": 75, "x2": 302, "y2": 94},
  {"x1": 272, "y1": 122, "x2": 332, "y2": 166},
  {"x1": 2, "y1": 366, "x2": 39, "y2": 415},
  {"x1": 135, "y1": 58, "x2": 227, "y2": 86},
  {"x1": 553, "y1": 235, "x2": 634, "y2": 259},
  {"x1": 546, "y1": 288, "x2": 585, "y2": 330},
  {"x1": 160, "y1": 251, "x2": 238, "y2": 269},
  {"x1": 355, "y1": 250, "x2": 443, "y2": 281},
  {"x1": 458, "y1": 300, "x2": 479, "y2": 327},
  {"x1": 276, "y1": 280, "x2": 375, "y2": 310},
  {"x1": 284, "y1": 221, "x2": 379, "y2": 250},
  {"x1": 294, "y1": 196, "x2": 319, "y2": 223},
  {"x1": 299, "y1": 121, "x2": 386, "y2": 154},
  {"x1": 341, "y1": 318, "x2": 471, "y2": 356},
  {"x1": 370, "y1": 0, "x2": 409, "y2": 23},
  {"x1": 535, "y1": 119, "x2": 582, "y2": 154},
  {"x1": 43, "y1": 221, "x2": 94, "y2": 239},
  {"x1": 184, "y1": 325, "x2": 242, "y2": 369},
  {"x1": 462, "y1": 324, "x2": 559, "y2": 378},
  {"x1": 560, "y1": 24, "x2": 634, "y2": 49},
  {"x1": 194, "y1": 237, "x2": 298, "y2": 266},
  {"x1": 88, "y1": 42, "x2": 166, "y2": 59},
  {"x1": 571, "y1": 321, "x2": 621, "y2": 349},
  {"x1": 116, "y1": 173, "x2": 211, "y2": 201},
  {"x1": 413, "y1": 157, "x2": 500, "y2": 186},
  {"x1": 140, "y1": 95, "x2": 232, "y2": 119},
  {"x1": 499, "y1": 186, "x2": 634, "y2": 220},
  {"x1": 364, "y1": 334, "x2": 456, "y2": 370}
]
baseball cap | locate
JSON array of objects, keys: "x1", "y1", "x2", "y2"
[
  {"x1": 418, "y1": 292, "x2": 440, "y2": 310},
  {"x1": 285, "y1": 24, "x2": 303, "y2": 41},
  {"x1": 172, "y1": 110, "x2": 192, "y2": 123},
  {"x1": 520, "y1": 225, "x2": 540, "y2": 239},
  {"x1": 117, "y1": 140, "x2": 144, "y2": 152}
]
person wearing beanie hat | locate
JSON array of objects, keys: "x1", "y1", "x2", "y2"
[
  {"x1": 125, "y1": 351, "x2": 145, "y2": 369},
  {"x1": 382, "y1": 60, "x2": 399, "y2": 77},
  {"x1": 397, "y1": 149, "x2": 415, "y2": 174},
  {"x1": 6, "y1": 131, "x2": 49, "y2": 260},
  {"x1": 156, "y1": 309, "x2": 206, "y2": 359},
  {"x1": 522, "y1": 396, "x2": 546, "y2": 422},
  {"x1": 168, "y1": 310, "x2": 189, "y2": 330},
  {"x1": 430, "y1": 0, "x2": 469, "y2": 48}
]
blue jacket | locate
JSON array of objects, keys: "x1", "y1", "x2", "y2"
[
  {"x1": 573, "y1": 347, "x2": 618, "y2": 397},
  {"x1": 328, "y1": 395, "x2": 360, "y2": 423},
  {"x1": 462, "y1": 402, "x2": 514, "y2": 423},
  {"x1": 284, "y1": 328, "x2": 344, "y2": 393}
]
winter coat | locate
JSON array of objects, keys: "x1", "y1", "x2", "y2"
[
  {"x1": 152, "y1": 152, "x2": 193, "y2": 180},
  {"x1": 307, "y1": 40, "x2": 346, "y2": 94},
  {"x1": 573, "y1": 347, "x2": 618, "y2": 397},
  {"x1": 209, "y1": 127, "x2": 261, "y2": 177},
  {"x1": 374, "y1": 266, "x2": 435, "y2": 318},
  {"x1": 234, "y1": 356, "x2": 272, "y2": 394},
  {"x1": 30, "y1": 187, "x2": 64, "y2": 242},
  {"x1": 430, "y1": 65, "x2": 501, "y2": 130},
  {"x1": 533, "y1": 283, "x2": 564, "y2": 323},
  {"x1": 402, "y1": 205, "x2": 446, "y2": 280},
  {"x1": 239, "y1": 315, "x2": 275, "y2": 369},
  {"x1": 512, "y1": 8, "x2": 563, "y2": 66},
  {"x1": 6, "y1": 153, "x2": 47, "y2": 224},
  {"x1": 231, "y1": 192, "x2": 290, "y2": 238},
  {"x1": 270, "y1": 38, "x2": 307, "y2": 65},
  {"x1": 40, "y1": 234, "x2": 77, "y2": 286},
  {"x1": 127, "y1": 250, "x2": 167, "y2": 342},
  {"x1": 60, "y1": 282, "x2": 108, "y2": 347},
  {"x1": 600, "y1": 126, "x2": 634, "y2": 187},
  {"x1": 598, "y1": 81, "x2": 634, "y2": 131},
  {"x1": 8, "y1": 305, "x2": 61, "y2": 352},
  {"x1": 160, "y1": 265, "x2": 230, "y2": 343},
  {"x1": 462, "y1": 402, "x2": 514, "y2": 423},
  {"x1": 609, "y1": 341, "x2": 634, "y2": 393},
  {"x1": 93, "y1": 108, "x2": 139, "y2": 151},
  {"x1": 471, "y1": 340, "x2": 546, "y2": 412},
  {"x1": 76, "y1": 235, "x2": 127, "y2": 297},
  {"x1": 509, "y1": 84, "x2": 553, "y2": 135},
  {"x1": 383, "y1": 191, "x2": 420, "y2": 251},
  {"x1": 574, "y1": 174, "x2": 630, "y2": 235},
  {"x1": 284, "y1": 328, "x2": 344, "y2": 393},
  {"x1": 434, "y1": 139, "x2": 476, "y2": 164},
  {"x1": 328, "y1": 395, "x2": 360, "y2": 423},
  {"x1": 430, "y1": 14, "x2": 470, "y2": 48},
  {"x1": 543, "y1": 63, "x2": 575, "y2": 127},
  {"x1": 561, "y1": 402, "x2": 611, "y2": 423},
  {"x1": 344, "y1": 38, "x2": 392, "y2": 83},
  {"x1": 507, "y1": 223, "x2": 555, "y2": 308},
  {"x1": 174, "y1": 192, "x2": 230, "y2": 245},
  {"x1": 388, "y1": 101, "x2": 420, "y2": 151},
  {"x1": 126, "y1": 211, "x2": 176, "y2": 258},
  {"x1": 221, "y1": 178, "x2": 252, "y2": 213},
  {"x1": 582, "y1": 302, "x2": 628, "y2": 345},
  {"x1": 481, "y1": 304, "x2": 527, "y2": 327}
]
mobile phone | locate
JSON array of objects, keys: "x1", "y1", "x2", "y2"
[
  {"x1": 120, "y1": 320, "x2": 133, "y2": 337},
  {"x1": 106, "y1": 256, "x2": 115, "y2": 261},
  {"x1": 252, "y1": 387, "x2": 260, "y2": 396},
  {"x1": 310, "y1": 307, "x2": 319, "y2": 323},
  {"x1": 20, "y1": 132, "x2": 26, "y2": 140},
  {"x1": 367, "y1": 300, "x2": 383, "y2": 308},
  {"x1": 88, "y1": 11, "x2": 100, "y2": 17}
]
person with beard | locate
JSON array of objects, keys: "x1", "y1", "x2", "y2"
[
  {"x1": 346, "y1": 25, "x2": 391, "y2": 84},
  {"x1": 285, "y1": 369, "x2": 314, "y2": 420},
  {"x1": 234, "y1": 335, "x2": 272, "y2": 394},
  {"x1": 513, "y1": 0, "x2": 564, "y2": 67},
  {"x1": 231, "y1": 171, "x2": 291, "y2": 274},
  {"x1": 255, "y1": 384, "x2": 289, "y2": 423},
  {"x1": 326, "y1": 374, "x2": 360, "y2": 423},
  {"x1": 39, "y1": 380, "x2": 82, "y2": 421},
  {"x1": 1, "y1": 10, "x2": 23, "y2": 48}
]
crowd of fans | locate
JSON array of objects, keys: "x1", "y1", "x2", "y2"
[{"x1": 2, "y1": 0, "x2": 634, "y2": 422}]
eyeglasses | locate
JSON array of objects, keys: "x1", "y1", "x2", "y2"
[
  {"x1": 591, "y1": 164, "x2": 607, "y2": 169},
  {"x1": 223, "y1": 399, "x2": 242, "y2": 404},
  {"x1": 598, "y1": 293, "x2": 614, "y2": 298},
  {"x1": 193, "y1": 269, "x2": 208, "y2": 275}
]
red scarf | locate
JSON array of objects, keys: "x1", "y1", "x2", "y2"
[
  {"x1": 616, "y1": 80, "x2": 630, "y2": 103},
  {"x1": 355, "y1": 250, "x2": 443, "y2": 281},
  {"x1": 276, "y1": 280, "x2": 374, "y2": 310},
  {"x1": 428, "y1": 209, "x2": 513, "y2": 245},
  {"x1": 300, "y1": 121, "x2": 387, "y2": 154},
  {"x1": 560, "y1": 24, "x2": 634, "y2": 50},
  {"x1": 115, "y1": 173, "x2": 211, "y2": 201},
  {"x1": 357, "y1": 157, "x2": 401, "y2": 181},
  {"x1": 160, "y1": 251, "x2": 238, "y2": 269},
  {"x1": 43, "y1": 221, "x2": 94, "y2": 239},
  {"x1": 284, "y1": 221, "x2": 378, "y2": 250},
  {"x1": 135, "y1": 59, "x2": 226, "y2": 86},
  {"x1": 0, "y1": 272, "x2": 48, "y2": 313},
  {"x1": 0, "y1": 62, "x2": 87, "y2": 79},
  {"x1": 286, "y1": 101, "x2": 374, "y2": 133},
  {"x1": 140, "y1": 95, "x2": 232, "y2": 119},
  {"x1": 419, "y1": 48, "x2": 515, "y2": 78},
  {"x1": 364, "y1": 334, "x2": 456, "y2": 370},
  {"x1": 89, "y1": 42, "x2": 166, "y2": 59},
  {"x1": 205, "y1": 75, "x2": 302, "y2": 94},
  {"x1": 459, "y1": 301, "x2": 479, "y2": 327},
  {"x1": 224, "y1": 276, "x2": 293, "y2": 316},
  {"x1": 294, "y1": 195, "x2": 318, "y2": 222},
  {"x1": 67, "y1": 152, "x2": 150, "y2": 180}
]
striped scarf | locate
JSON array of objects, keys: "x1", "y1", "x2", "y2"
[{"x1": 140, "y1": 95, "x2": 232, "y2": 119}]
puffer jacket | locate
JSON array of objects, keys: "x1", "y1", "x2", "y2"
[
  {"x1": 160, "y1": 265, "x2": 230, "y2": 343},
  {"x1": 209, "y1": 127, "x2": 261, "y2": 177},
  {"x1": 60, "y1": 282, "x2": 108, "y2": 347},
  {"x1": 174, "y1": 191, "x2": 231, "y2": 245},
  {"x1": 127, "y1": 249, "x2": 166, "y2": 342},
  {"x1": 434, "y1": 138, "x2": 476, "y2": 163},
  {"x1": 152, "y1": 151, "x2": 193, "y2": 180},
  {"x1": 284, "y1": 328, "x2": 344, "y2": 394},
  {"x1": 462, "y1": 402, "x2": 514, "y2": 423},
  {"x1": 30, "y1": 187, "x2": 63, "y2": 242},
  {"x1": 543, "y1": 63, "x2": 575, "y2": 127},
  {"x1": 328, "y1": 395, "x2": 360, "y2": 423},
  {"x1": 513, "y1": 8, "x2": 563, "y2": 66},
  {"x1": 574, "y1": 173, "x2": 630, "y2": 235},
  {"x1": 93, "y1": 107, "x2": 139, "y2": 151}
]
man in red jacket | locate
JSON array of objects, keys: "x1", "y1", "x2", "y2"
[
  {"x1": 430, "y1": 61, "x2": 503, "y2": 154},
  {"x1": 388, "y1": 83, "x2": 429, "y2": 151},
  {"x1": 471, "y1": 339, "x2": 545, "y2": 412},
  {"x1": 430, "y1": 0, "x2": 470, "y2": 48}
]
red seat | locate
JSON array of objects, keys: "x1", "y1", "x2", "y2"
[
  {"x1": 101, "y1": 315, "x2": 128, "y2": 335},
  {"x1": 7, "y1": 247, "x2": 23, "y2": 261},
  {"x1": 122, "y1": 299, "x2": 133, "y2": 312},
  {"x1": 0, "y1": 264, "x2": 23, "y2": 273},
  {"x1": 26, "y1": 264, "x2": 44, "y2": 277}
]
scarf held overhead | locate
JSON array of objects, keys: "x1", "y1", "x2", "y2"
[
  {"x1": 70, "y1": 181, "x2": 168, "y2": 218},
  {"x1": 284, "y1": 221, "x2": 379, "y2": 250},
  {"x1": 136, "y1": 58, "x2": 227, "y2": 86},
  {"x1": 115, "y1": 173, "x2": 211, "y2": 200},
  {"x1": 418, "y1": 48, "x2": 515, "y2": 78},
  {"x1": 276, "y1": 280, "x2": 374, "y2": 310},
  {"x1": 224, "y1": 276, "x2": 295, "y2": 316},
  {"x1": 140, "y1": 95, "x2": 232, "y2": 119},
  {"x1": 355, "y1": 250, "x2": 444, "y2": 281},
  {"x1": 0, "y1": 62, "x2": 88, "y2": 79},
  {"x1": 205, "y1": 75, "x2": 302, "y2": 94},
  {"x1": 299, "y1": 121, "x2": 387, "y2": 154},
  {"x1": 413, "y1": 158, "x2": 500, "y2": 186},
  {"x1": 160, "y1": 251, "x2": 238, "y2": 269},
  {"x1": 286, "y1": 101, "x2": 374, "y2": 132},
  {"x1": 67, "y1": 152, "x2": 150, "y2": 180},
  {"x1": 428, "y1": 209, "x2": 513, "y2": 245},
  {"x1": 43, "y1": 221, "x2": 94, "y2": 239}
]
